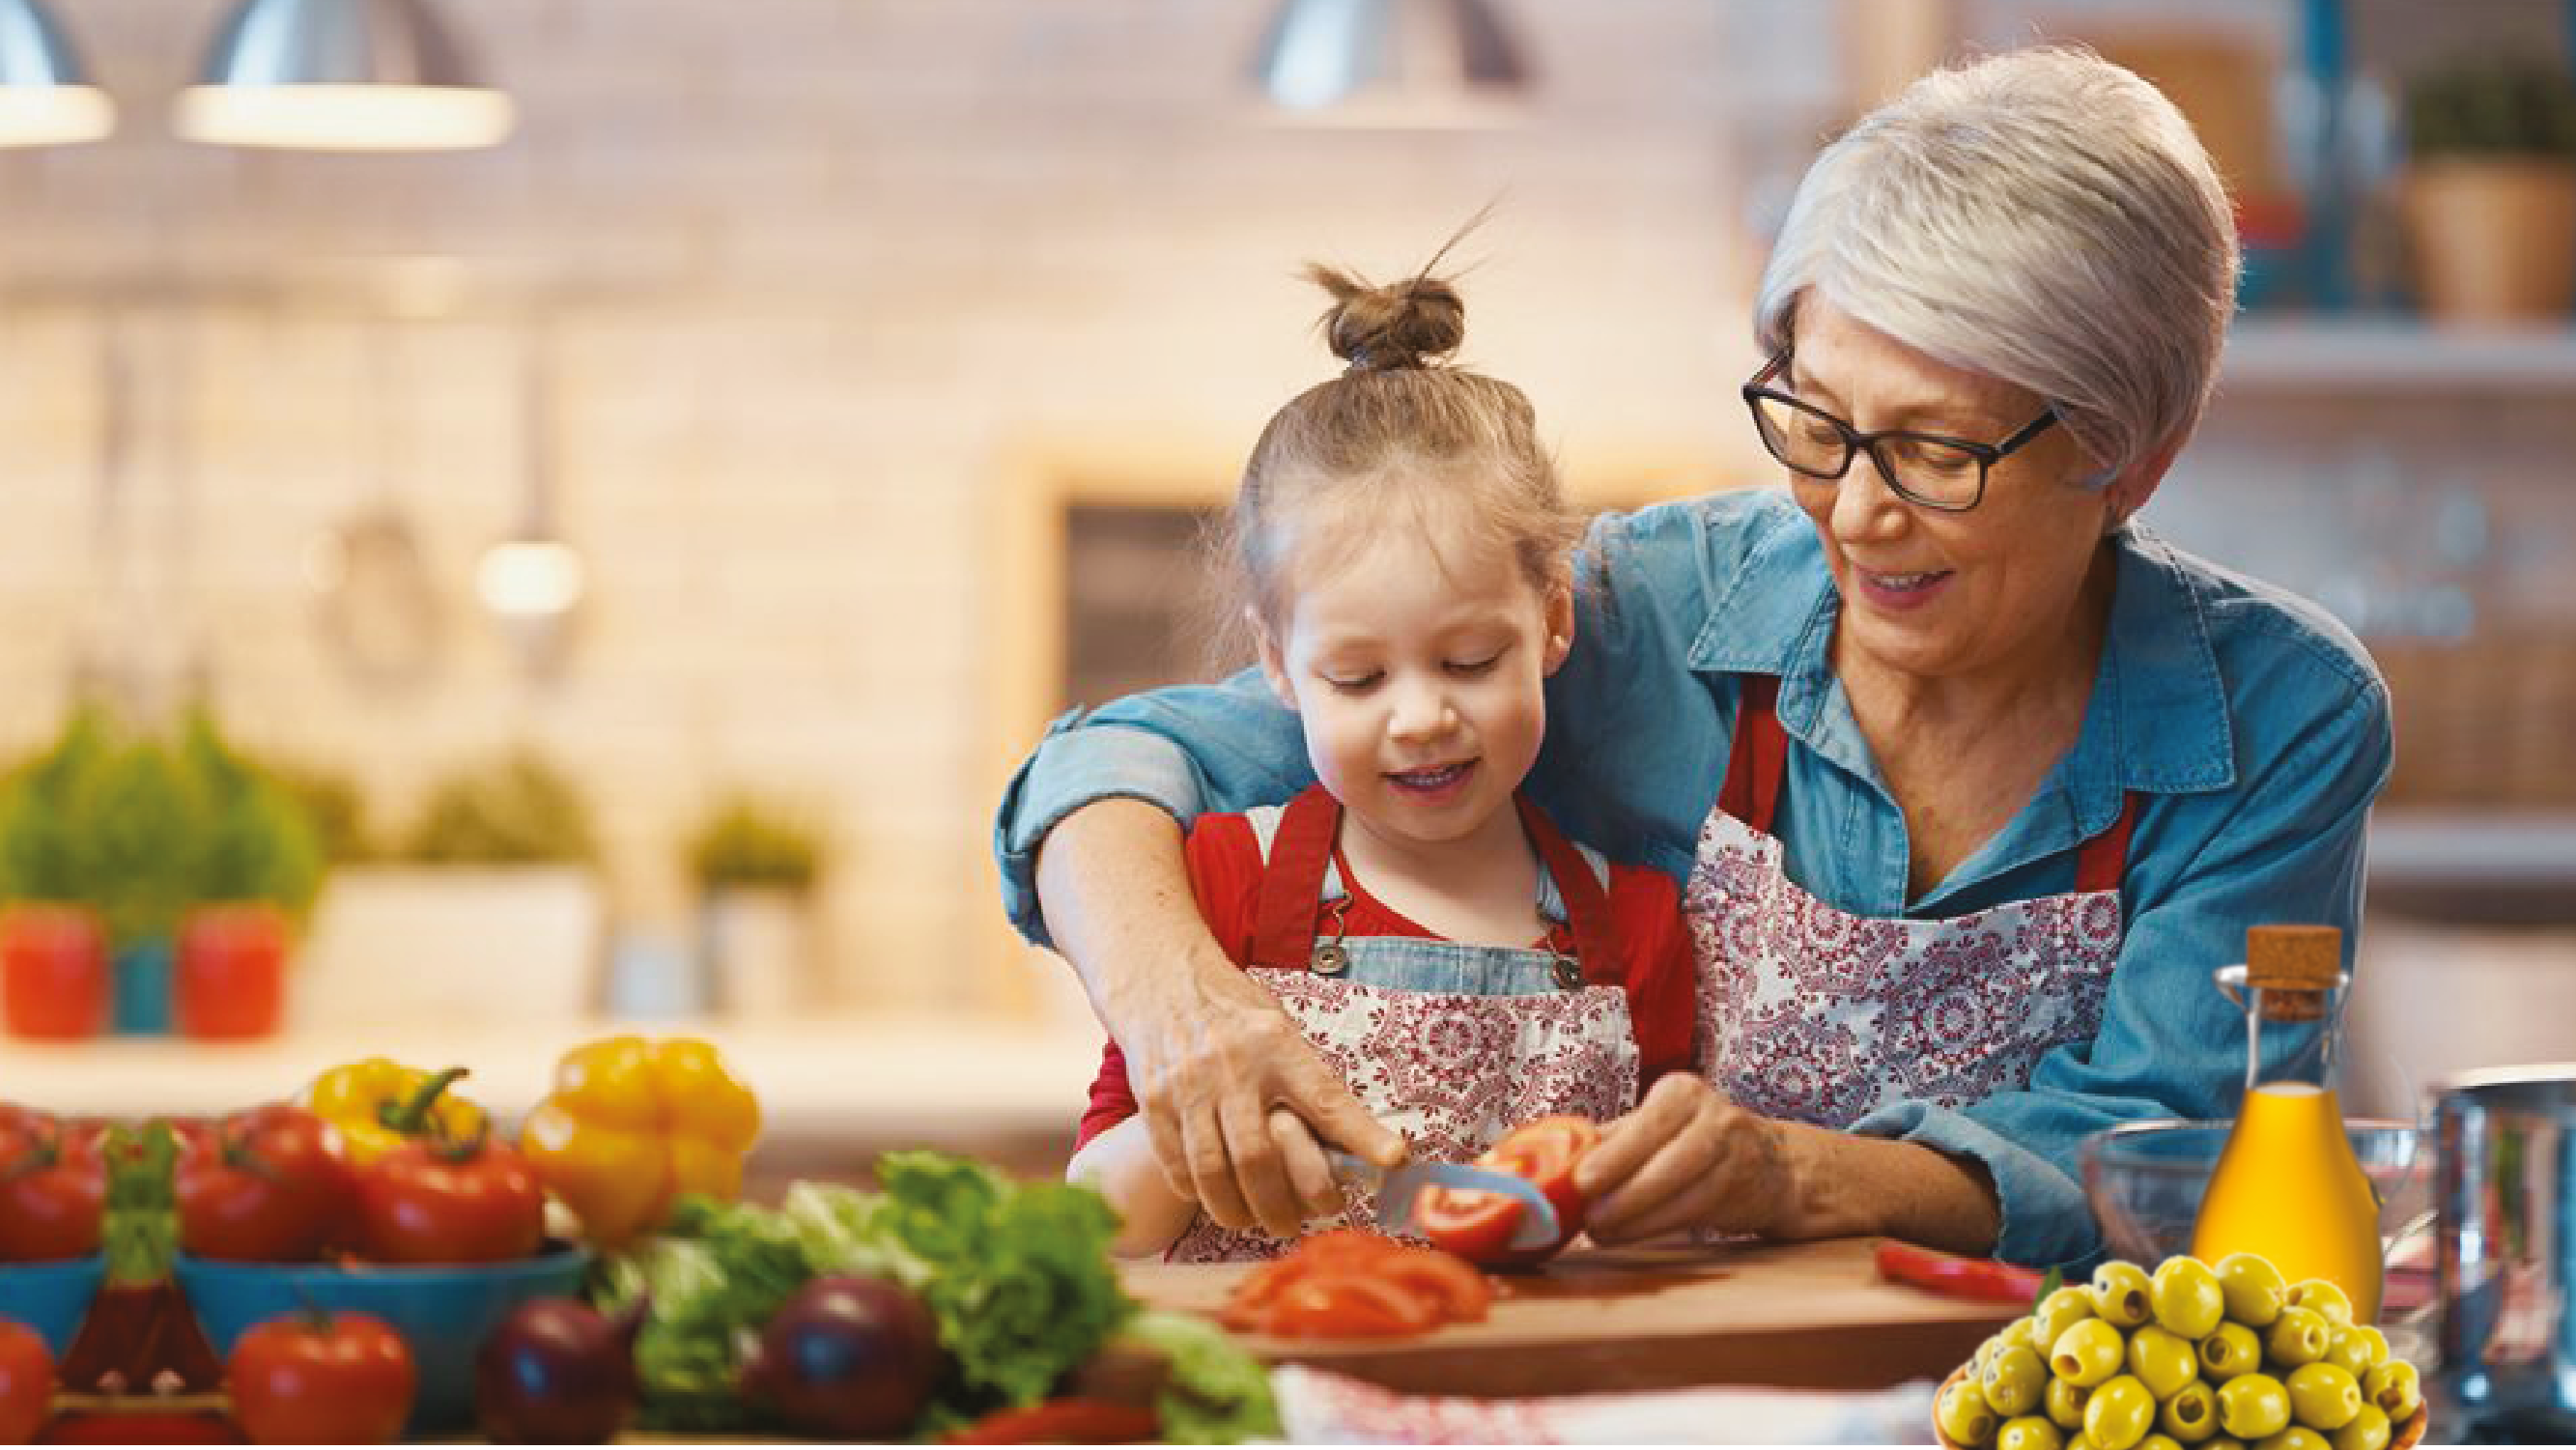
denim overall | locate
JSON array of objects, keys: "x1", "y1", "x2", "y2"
[{"x1": 1167, "y1": 786, "x2": 1639, "y2": 1263}]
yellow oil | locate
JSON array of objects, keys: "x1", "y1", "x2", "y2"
[{"x1": 2190, "y1": 1083, "x2": 2384, "y2": 1322}]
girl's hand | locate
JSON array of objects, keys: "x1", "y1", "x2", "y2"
[{"x1": 1574, "y1": 1072, "x2": 1798, "y2": 1243}]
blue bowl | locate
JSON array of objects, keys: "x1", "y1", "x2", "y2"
[
  {"x1": 176, "y1": 1247, "x2": 590, "y2": 1435},
  {"x1": 0, "y1": 1254, "x2": 104, "y2": 1357}
]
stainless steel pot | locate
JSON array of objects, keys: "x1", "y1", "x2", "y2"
[{"x1": 2432, "y1": 1063, "x2": 2576, "y2": 1439}]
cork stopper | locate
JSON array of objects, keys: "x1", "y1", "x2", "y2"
[{"x1": 2247, "y1": 924, "x2": 2342, "y2": 1022}]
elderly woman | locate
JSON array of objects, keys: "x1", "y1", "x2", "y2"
[{"x1": 994, "y1": 47, "x2": 2391, "y2": 1267}]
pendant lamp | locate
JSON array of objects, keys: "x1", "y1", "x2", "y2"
[
  {"x1": 176, "y1": 0, "x2": 513, "y2": 151},
  {"x1": 1251, "y1": 0, "x2": 1531, "y2": 128},
  {"x1": 0, "y1": 0, "x2": 113, "y2": 147}
]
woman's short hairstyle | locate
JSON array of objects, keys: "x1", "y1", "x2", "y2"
[{"x1": 1754, "y1": 45, "x2": 2240, "y2": 478}]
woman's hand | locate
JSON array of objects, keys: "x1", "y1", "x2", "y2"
[
  {"x1": 1036, "y1": 798, "x2": 1404, "y2": 1237},
  {"x1": 1123, "y1": 954, "x2": 1401, "y2": 1235},
  {"x1": 1574, "y1": 1072, "x2": 1798, "y2": 1243}
]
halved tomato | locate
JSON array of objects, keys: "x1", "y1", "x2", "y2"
[{"x1": 1417, "y1": 1115, "x2": 1598, "y2": 1267}]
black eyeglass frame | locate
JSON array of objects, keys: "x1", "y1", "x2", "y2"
[{"x1": 1740, "y1": 350, "x2": 2060, "y2": 513}]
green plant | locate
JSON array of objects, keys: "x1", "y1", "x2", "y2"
[
  {"x1": 0, "y1": 709, "x2": 327, "y2": 945},
  {"x1": 403, "y1": 751, "x2": 598, "y2": 866},
  {"x1": 2404, "y1": 55, "x2": 2576, "y2": 160},
  {"x1": 688, "y1": 796, "x2": 824, "y2": 893}
]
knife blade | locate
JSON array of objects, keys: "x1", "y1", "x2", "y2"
[{"x1": 1327, "y1": 1150, "x2": 1562, "y2": 1251}]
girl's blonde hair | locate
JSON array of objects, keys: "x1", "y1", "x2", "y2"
[{"x1": 1220, "y1": 258, "x2": 1580, "y2": 646}]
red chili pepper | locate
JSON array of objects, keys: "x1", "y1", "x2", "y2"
[
  {"x1": 945, "y1": 1399, "x2": 1163, "y2": 1444},
  {"x1": 1875, "y1": 1239, "x2": 2047, "y2": 1306}
]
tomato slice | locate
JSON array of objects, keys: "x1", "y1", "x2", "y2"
[
  {"x1": 1371, "y1": 1246, "x2": 1494, "y2": 1322},
  {"x1": 1263, "y1": 1272, "x2": 1443, "y2": 1338},
  {"x1": 1418, "y1": 1116, "x2": 1599, "y2": 1267}
]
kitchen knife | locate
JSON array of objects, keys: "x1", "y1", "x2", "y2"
[{"x1": 1327, "y1": 1150, "x2": 1563, "y2": 1251}]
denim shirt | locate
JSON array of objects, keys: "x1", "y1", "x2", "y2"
[{"x1": 994, "y1": 487, "x2": 2394, "y2": 1267}]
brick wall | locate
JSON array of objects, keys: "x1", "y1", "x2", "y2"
[{"x1": 0, "y1": 0, "x2": 1798, "y2": 1012}]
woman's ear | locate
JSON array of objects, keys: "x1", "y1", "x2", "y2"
[
  {"x1": 2099, "y1": 428, "x2": 2190, "y2": 532},
  {"x1": 1541, "y1": 576, "x2": 1575, "y2": 676},
  {"x1": 1249, "y1": 606, "x2": 1298, "y2": 711}
]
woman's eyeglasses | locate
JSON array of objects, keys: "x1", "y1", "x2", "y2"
[{"x1": 1740, "y1": 351, "x2": 2059, "y2": 513}]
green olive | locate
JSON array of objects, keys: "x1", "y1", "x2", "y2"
[
  {"x1": 2322, "y1": 1325, "x2": 2388, "y2": 1379},
  {"x1": 2052, "y1": 1319, "x2": 2129, "y2": 1389},
  {"x1": 2200, "y1": 1322, "x2": 2264, "y2": 1380},
  {"x1": 2204, "y1": 1438, "x2": 2249, "y2": 1450},
  {"x1": 2047, "y1": 1377, "x2": 2094, "y2": 1431},
  {"x1": 2252, "y1": 1428, "x2": 2331, "y2": 1450},
  {"x1": 2151, "y1": 1257, "x2": 2227, "y2": 1339},
  {"x1": 2083, "y1": 1375, "x2": 2157, "y2": 1450},
  {"x1": 1999, "y1": 1416, "x2": 2067, "y2": 1450},
  {"x1": 2267, "y1": 1307, "x2": 2332, "y2": 1369},
  {"x1": 2330, "y1": 1405, "x2": 2390, "y2": 1450},
  {"x1": 2037, "y1": 1285, "x2": 2101, "y2": 1349},
  {"x1": 1939, "y1": 1377, "x2": 2001, "y2": 1447},
  {"x1": 2218, "y1": 1373, "x2": 2292, "y2": 1440},
  {"x1": 2286, "y1": 1280, "x2": 2356, "y2": 1327},
  {"x1": 2284, "y1": 1362, "x2": 2363, "y2": 1432},
  {"x1": 2000, "y1": 1316, "x2": 2042, "y2": 1355},
  {"x1": 2138, "y1": 1436, "x2": 2184, "y2": 1450},
  {"x1": 2216, "y1": 1254, "x2": 2288, "y2": 1327},
  {"x1": 2361, "y1": 1361, "x2": 2420, "y2": 1423},
  {"x1": 2161, "y1": 1381, "x2": 2220, "y2": 1444},
  {"x1": 2127, "y1": 1324, "x2": 2197, "y2": 1401},
  {"x1": 2091, "y1": 1262, "x2": 2155, "y2": 1329},
  {"x1": 1985, "y1": 1345, "x2": 2050, "y2": 1418},
  {"x1": 2066, "y1": 1437, "x2": 2097, "y2": 1450}
]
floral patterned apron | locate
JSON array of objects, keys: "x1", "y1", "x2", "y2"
[
  {"x1": 1168, "y1": 786, "x2": 1638, "y2": 1262},
  {"x1": 1686, "y1": 675, "x2": 2129, "y2": 1124}
]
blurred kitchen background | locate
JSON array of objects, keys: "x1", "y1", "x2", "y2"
[{"x1": 2, "y1": 0, "x2": 2571, "y2": 1180}]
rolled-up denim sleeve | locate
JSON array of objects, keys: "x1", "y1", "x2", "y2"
[
  {"x1": 1853, "y1": 662, "x2": 2392, "y2": 1269},
  {"x1": 991, "y1": 671, "x2": 1311, "y2": 949}
]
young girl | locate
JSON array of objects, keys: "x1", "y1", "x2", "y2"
[{"x1": 1064, "y1": 257, "x2": 1697, "y2": 1261}]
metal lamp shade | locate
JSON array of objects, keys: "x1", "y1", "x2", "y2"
[
  {"x1": 175, "y1": 0, "x2": 514, "y2": 151},
  {"x1": 1252, "y1": 0, "x2": 1530, "y2": 128},
  {"x1": 0, "y1": 0, "x2": 113, "y2": 147}
]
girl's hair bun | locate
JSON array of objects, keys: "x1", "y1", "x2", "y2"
[{"x1": 1306, "y1": 263, "x2": 1465, "y2": 373}]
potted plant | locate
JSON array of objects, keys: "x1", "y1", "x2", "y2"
[
  {"x1": 294, "y1": 750, "x2": 606, "y2": 1025},
  {"x1": 2399, "y1": 55, "x2": 2576, "y2": 323},
  {"x1": 0, "y1": 711, "x2": 325, "y2": 1039},
  {"x1": 689, "y1": 795, "x2": 826, "y2": 1016}
]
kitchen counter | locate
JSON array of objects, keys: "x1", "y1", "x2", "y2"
[{"x1": 0, "y1": 1015, "x2": 1103, "y2": 1163}]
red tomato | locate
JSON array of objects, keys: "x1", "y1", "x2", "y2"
[
  {"x1": 227, "y1": 1311, "x2": 414, "y2": 1445},
  {"x1": 355, "y1": 1133, "x2": 546, "y2": 1264},
  {"x1": 0, "y1": 1320, "x2": 53, "y2": 1444},
  {"x1": 0, "y1": 1111, "x2": 105, "y2": 1262},
  {"x1": 1264, "y1": 1272, "x2": 1443, "y2": 1338},
  {"x1": 173, "y1": 906, "x2": 289, "y2": 1041},
  {"x1": 1371, "y1": 1247, "x2": 1494, "y2": 1322},
  {"x1": 947, "y1": 1399, "x2": 1163, "y2": 1443},
  {"x1": 176, "y1": 1104, "x2": 358, "y2": 1263},
  {"x1": 1417, "y1": 1115, "x2": 1599, "y2": 1267}
]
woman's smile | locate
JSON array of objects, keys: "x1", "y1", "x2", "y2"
[{"x1": 1849, "y1": 565, "x2": 1955, "y2": 612}]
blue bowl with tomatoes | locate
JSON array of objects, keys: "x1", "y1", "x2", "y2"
[
  {"x1": 0, "y1": 1253, "x2": 105, "y2": 1357},
  {"x1": 175, "y1": 1245, "x2": 590, "y2": 1435}
]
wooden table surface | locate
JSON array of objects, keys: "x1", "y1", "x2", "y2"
[{"x1": 1122, "y1": 1237, "x2": 2018, "y2": 1398}]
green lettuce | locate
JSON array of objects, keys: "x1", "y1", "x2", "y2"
[{"x1": 1119, "y1": 1308, "x2": 1284, "y2": 1444}]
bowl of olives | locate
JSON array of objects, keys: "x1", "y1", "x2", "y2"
[
  {"x1": 2078, "y1": 1120, "x2": 2425, "y2": 1268},
  {"x1": 1933, "y1": 1253, "x2": 2428, "y2": 1450}
]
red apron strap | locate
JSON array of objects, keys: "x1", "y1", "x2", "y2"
[
  {"x1": 1715, "y1": 673, "x2": 1790, "y2": 834},
  {"x1": 1248, "y1": 785, "x2": 1342, "y2": 969},
  {"x1": 2073, "y1": 791, "x2": 2139, "y2": 896},
  {"x1": 1516, "y1": 796, "x2": 1620, "y2": 983}
]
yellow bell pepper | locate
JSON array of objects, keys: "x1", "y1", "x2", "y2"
[
  {"x1": 519, "y1": 1035, "x2": 761, "y2": 1247},
  {"x1": 304, "y1": 1057, "x2": 491, "y2": 1164}
]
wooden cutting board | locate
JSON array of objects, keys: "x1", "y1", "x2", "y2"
[{"x1": 1122, "y1": 1237, "x2": 2017, "y2": 1397}]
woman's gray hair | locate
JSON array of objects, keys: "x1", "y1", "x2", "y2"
[{"x1": 1754, "y1": 46, "x2": 2239, "y2": 479}]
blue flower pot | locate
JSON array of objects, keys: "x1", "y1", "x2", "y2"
[{"x1": 111, "y1": 936, "x2": 174, "y2": 1036}]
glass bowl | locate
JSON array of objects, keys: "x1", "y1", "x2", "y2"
[{"x1": 2078, "y1": 1118, "x2": 2427, "y2": 1268}]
